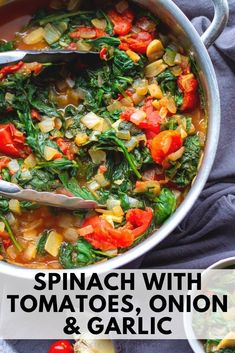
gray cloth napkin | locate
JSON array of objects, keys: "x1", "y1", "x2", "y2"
[{"x1": 1, "y1": 0, "x2": 235, "y2": 352}]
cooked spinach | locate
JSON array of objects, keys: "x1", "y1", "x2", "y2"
[
  {"x1": 59, "y1": 172, "x2": 97, "y2": 200},
  {"x1": 37, "y1": 230, "x2": 50, "y2": 256},
  {"x1": 166, "y1": 135, "x2": 201, "y2": 187},
  {"x1": 157, "y1": 69, "x2": 183, "y2": 107},
  {"x1": 59, "y1": 238, "x2": 111, "y2": 269},
  {"x1": 0, "y1": 41, "x2": 14, "y2": 52},
  {"x1": 98, "y1": 130, "x2": 142, "y2": 179},
  {"x1": 154, "y1": 188, "x2": 176, "y2": 225}
]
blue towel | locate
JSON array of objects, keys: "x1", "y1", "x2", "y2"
[{"x1": 1, "y1": 0, "x2": 235, "y2": 352}]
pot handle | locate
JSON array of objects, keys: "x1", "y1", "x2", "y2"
[{"x1": 201, "y1": 0, "x2": 229, "y2": 48}]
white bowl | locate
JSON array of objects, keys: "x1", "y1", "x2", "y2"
[{"x1": 185, "y1": 257, "x2": 235, "y2": 353}]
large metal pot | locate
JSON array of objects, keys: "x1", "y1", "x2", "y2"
[{"x1": 0, "y1": 0, "x2": 229, "y2": 277}]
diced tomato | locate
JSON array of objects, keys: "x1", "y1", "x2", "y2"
[
  {"x1": 70, "y1": 27, "x2": 107, "y2": 39},
  {"x1": 0, "y1": 61, "x2": 24, "y2": 80},
  {"x1": 139, "y1": 111, "x2": 161, "y2": 133},
  {"x1": 67, "y1": 42, "x2": 77, "y2": 50},
  {"x1": 108, "y1": 9, "x2": 134, "y2": 36},
  {"x1": 31, "y1": 109, "x2": 41, "y2": 121},
  {"x1": 180, "y1": 92, "x2": 198, "y2": 112},
  {"x1": 136, "y1": 16, "x2": 157, "y2": 33},
  {"x1": 145, "y1": 130, "x2": 158, "y2": 141},
  {"x1": 82, "y1": 208, "x2": 153, "y2": 251},
  {"x1": 0, "y1": 124, "x2": 31, "y2": 158},
  {"x1": 48, "y1": 340, "x2": 73, "y2": 353},
  {"x1": 100, "y1": 47, "x2": 108, "y2": 60},
  {"x1": 125, "y1": 89, "x2": 133, "y2": 97},
  {"x1": 95, "y1": 29, "x2": 107, "y2": 38},
  {"x1": 119, "y1": 42, "x2": 129, "y2": 51},
  {"x1": 120, "y1": 31, "x2": 153, "y2": 54},
  {"x1": 125, "y1": 208, "x2": 153, "y2": 238},
  {"x1": 0, "y1": 157, "x2": 10, "y2": 170},
  {"x1": 2, "y1": 239, "x2": 11, "y2": 249},
  {"x1": 121, "y1": 105, "x2": 161, "y2": 134},
  {"x1": 98, "y1": 165, "x2": 107, "y2": 174},
  {"x1": 117, "y1": 93, "x2": 124, "y2": 101},
  {"x1": 177, "y1": 74, "x2": 198, "y2": 112},
  {"x1": 56, "y1": 138, "x2": 74, "y2": 160},
  {"x1": 142, "y1": 98, "x2": 155, "y2": 115},
  {"x1": 150, "y1": 130, "x2": 183, "y2": 165},
  {"x1": 120, "y1": 109, "x2": 135, "y2": 121}
]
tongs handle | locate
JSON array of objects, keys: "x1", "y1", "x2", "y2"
[
  {"x1": 0, "y1": 50, "x2": 99, "y2": 66},
  {"x1": 0, "y1": 180, "x2": 99, "y2": 210}
]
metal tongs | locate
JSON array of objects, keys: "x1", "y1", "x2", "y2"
[
  {"x1": 0, "y1": 180, "x2": 99, "y2": 210},
  {"x1": 0, "y1": 49, "x2": 101, "y2": 209},
  {"x1": 0, "y1": 49, "x2": 99, "y2": 66}
]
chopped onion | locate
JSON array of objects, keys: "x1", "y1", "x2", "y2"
[
  {"x1": 24, "y1": 154, "x2": 37, "y2": 169},
  {"x1": 127, "y1": 196, "x2": 143, "y2": 208},
  {"x1": 45, "y1": 231, "x2": 63, "y2": 257},
  {"x1": 0, "y1": 222, "x2": 5, "y2": 233},
  {"x1": 20, "y1": 170, "x2": 32, "y2": 181},
  {"x1": 145, "y1": 59, "x2": 167, "y2": 78},
  {"x1": 105, "y1": 249, "x2": 118, "y2": 256},
  {"x1": 147, "y1": 40, "x2": 164, "y2": 61},
  {"x1": 113, "y1": 205, "x2": 124, "y2": 217},
  {"x1": 78, "y1": 225, "x2": 94, "y2": 237},
  {"x1": 7, "y1": 159, "x2": 20, "y2": 173},
  {"x1": 23, "y1": 242, "x2": 37, "y2": 261},
  {"x1": 107, "y1": 198, "x2": 121, "y2": 211},
  {"x1": 112, "y1": 120, "x2": 121, "y2": 131},
  {"x1": 126, "y1": 50, "x2": 140, "y2": 63},
  {"x1": 87, "y1": 180, "x2": 100, "y2": 192},
  {"x1": 91, "y1": 18, "x2": 107, "y2": 30},
  {"x1": 76, "y1": 41, "x2": 92, "y2": 52},
  {"x1": 89, "y1": 150, "x2": 106, "y2": 164},
  {"x1": 9, "y1": 199, "x2": 21, "y2": 215},
  {"x1": 23, "y1": 27, "x2": 45, "y2": 45},
  {"x1": 38, "y1": 118, "x2": 55, "y2": 133},
  {"x1": 125, "y1": 137, "x2": 138, "y2": 152},
  {"x1": 75, "y1": 133, "x2": 89, "y2": 146},
  {"x1": 6, "y1": 212, "x2": 16, "y2": 226},
  {"x1": 174, "y1": 53, "x2": 182, "y2": 64},
  {"x1": 89, "y1": 131, "x2": 101, "y2": 141},
  {"x1": 116, "y1": 130, "x2": 131, "y2": 140},
  {"x1": 132, "y1": 93, "x2": 145, "y2": 105},
  {"x1": 107, "y1": 101, "x2": 123, "y2": 112},
  {"x1": 54, "y1": 117, "x2": 62, "y2": 130},
  {"x1": 136, "y1": 134, "x2": 147, "y2": 145},
  {"x1": 101, "y1": 214, "x2": 123, "y2": 224},
  {"x1": 81, "y1": 112, "x2": 103, "y2": 129},
  {"x1": 132, "y1": 78, "x2": 145, "y2": 89},
  {"x1": 167, "y1": 147, "x2": 185, "y2": 161},
  {"x1": 148, "y1": 83, "x2": 163, "y2": 99},
  {"x1": 94, "y1": 173, "x2": 110, "y2": 187},
  {"x1": 43, "y1": 23, "x2": 62, "y2": 45},
  {"x1": 6, "y1": 245, "x2": 17, "y2": 260},
  {"x1": 130, "y1": 110, "x2": 146, "y2": 125},
  {"x1": 44, "y1": 146, "x2": 60, "y2": 161},
  {"x1": 120, "y1": 97, "x2": 133, "y2": 107}
]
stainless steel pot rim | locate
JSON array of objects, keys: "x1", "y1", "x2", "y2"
[{"x1": 0, "y1": 0, "x2": 226, "y2": 278}]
